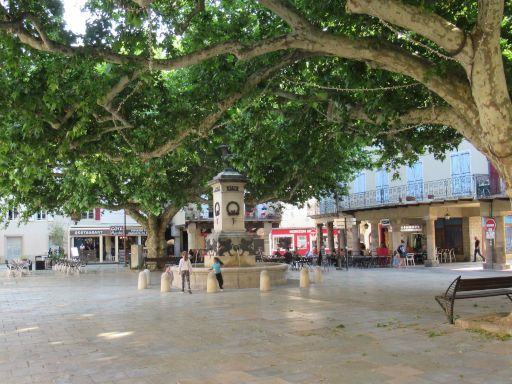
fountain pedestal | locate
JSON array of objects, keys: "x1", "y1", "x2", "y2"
[{"x1": 179, "y1": 152, "x2": 288, "y2": 289}]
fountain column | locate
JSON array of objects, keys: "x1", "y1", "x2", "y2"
[{"x1": 204, "y1": 168, "x2": 256, "y2": 267}]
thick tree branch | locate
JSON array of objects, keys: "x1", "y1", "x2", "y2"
[
  {"x1": 346, "y1": 0, "x2": 473, "y2": 71},
  {"x1": 138, "y1": 53, "x2": 306, "y2": 160},
  {"x1": 471, "y1": 0, "x2": 512, "y2": 157},
  {"x1": 124, "y1": 205, "x2": 148, "y2": 227},
  {"x1": 257, "y1": 0, "x2": 313, "y2": 33},
  {"x1": 347, "y1": 105, "x2": 480, "y2": 143},
  {"x1": 2, "y1": 10, "x2": 477, "y2": 125}
]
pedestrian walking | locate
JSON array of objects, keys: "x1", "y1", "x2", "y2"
[
  {"x1": 473, "y1": 236, "x2": 485, "y2": 262},
  {"x1": 179, "y1": 251, "x2": 193, "y2": 293},
  {"x1": 210, "y1": 257, "x2": 224, "y2": 291}
]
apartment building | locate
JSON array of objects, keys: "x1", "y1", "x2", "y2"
[{"x1": 308, "y1": 140, "x2": 511, "y2": 270}]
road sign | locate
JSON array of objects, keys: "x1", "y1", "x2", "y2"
[
  {"x1": 485, "y1": 218, "x2": 496, "y2": 231},
  {"x1": 310, "y1": 229, "x2": 317, "y2": 236}
]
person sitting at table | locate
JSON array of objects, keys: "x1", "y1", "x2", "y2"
[
  {"x1": 273, "y1": 249, "x2": 281, "y2": 258},
  {"x1": 305, "y1": 249, "x2": 313, "y2": 258}
]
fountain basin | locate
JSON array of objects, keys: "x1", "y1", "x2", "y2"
[{"x1": 170, "y1": 263, "x2": 289, "y2": 290}]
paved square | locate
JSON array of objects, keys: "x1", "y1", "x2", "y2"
[{"x1": 1, "y1": 264, "x2": 511, "y2": 384}]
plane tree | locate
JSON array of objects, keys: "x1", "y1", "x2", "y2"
[
  {"x1": 0, "y1": 1, "x2": 510, "y2": 257},
  {"x1": 0, "y1": 1, "x2": 510, "y2": 192}
]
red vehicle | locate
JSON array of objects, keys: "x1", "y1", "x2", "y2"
[{"x1": 271, "y1": 227, "x2": 339, "y2": 256}]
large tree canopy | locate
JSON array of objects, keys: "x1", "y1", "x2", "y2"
[{"x1": 0, "y1": 0, "x2": 510, "y2": 258}]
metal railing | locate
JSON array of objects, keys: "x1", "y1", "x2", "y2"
[
  {"x1": 308, "y1": 174, "x2": 505, "y2": 216},
  {"x1": 185, "y1": 205, "x2": 282, "y2": 221}
]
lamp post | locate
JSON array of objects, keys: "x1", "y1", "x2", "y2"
[{"x1": 124, "y1": 210, "x2": 128, "y2": 267}]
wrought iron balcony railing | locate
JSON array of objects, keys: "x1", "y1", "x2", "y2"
[{"x1": 308, "y1": 174, "x2": 505, "y2": 216}]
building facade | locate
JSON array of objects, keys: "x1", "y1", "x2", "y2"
[
  {"x1": 308, "y1": 140, "x2": 511, "y2": 270},
  {"x1": 0, "y1": 208, "x2": 148, "y2": 264}
]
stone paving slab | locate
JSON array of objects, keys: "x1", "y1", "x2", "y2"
[{"x1": 0, "y1": 264, "x2": 510, "y2": 384}]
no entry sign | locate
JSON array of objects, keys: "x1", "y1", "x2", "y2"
[
  {"x1": 485, "y1": 218, "x2": 496, "y2": 231},
  {"x1": 485, "y1": 218, "x2": 496, "y2": 240}
]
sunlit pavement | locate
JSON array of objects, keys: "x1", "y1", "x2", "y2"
[{"x1": 1, "y1": 263, "x2": 510, "y2": 384}]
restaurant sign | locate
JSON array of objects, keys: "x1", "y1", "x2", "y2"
[
  {"x1": 70, "y1": 227, "x2": 147, "y2": 236},
  {"x1": 70, "y1": 228, "x2": 110, "y2": 236}
]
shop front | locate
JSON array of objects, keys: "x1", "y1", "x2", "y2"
[{"x1": 69, "y1": 226, "x2": 147, "y2": 263}]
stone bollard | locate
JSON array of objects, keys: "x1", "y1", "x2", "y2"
[
  {"x1": 161, "y1": 272, "x2": 171, "y2": 292},
  {"x1": 260, "y1": 270, "x2": 271, "y2": 291},
  {"x1": 315, "y1": 266, "x2": 322, "y2": 284},
  {"x1": 144, "y1": 269, "x2": 151, "y2": 286},
  {"x1": 299, "y1": 268, "x2": 310, "y2": 288},
  {"x1": 138, "y1": 271, "x2": 148, "y2": 289},
  {"x1": 206, "y1": 271, "x2": 219, "y2": 293}
]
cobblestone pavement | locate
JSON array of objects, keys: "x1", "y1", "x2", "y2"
[{"x1": 0, "y1": 264, "x2": 511, "y2": 384}]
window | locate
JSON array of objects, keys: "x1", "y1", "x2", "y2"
[
  {"x1": 406, "y1": 162, "x2": 423, "y2": 199},
  {"x1": 81, "y1": 210, "x2": 94, "y2": 220},
  {"x1": 353, "y1": 172, "x2": 366, "y2": 193},
  {"x1": 8, "y1": 208, "x2": 19, "y2": 220},
  {"x1": 451, "y1": 152, "x2": 471, "y2": 195},
  {"x1": 375, "y1": 169, "x2": 389, "y2": 203},
  {"x1": 297, "y1": 236, "x2": 307, "y2": 249},
  {"x1": 36, "y1": 211, "x2": 47, "y2": 220}
]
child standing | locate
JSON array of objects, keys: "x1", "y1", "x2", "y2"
[
  {"x1": 178, "y1": 251, "x2": 193, "y2": 294},
  {"x1": 210, "y1": 257, "x2": 224, "y2": 291}
]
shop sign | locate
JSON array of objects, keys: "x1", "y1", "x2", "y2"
[
  {"x1": 289, "y1": 229, "x2": 309, "y2": 234},
  {"x1": 380, "y1": 219, "x2": 391, "y2": 226},
  {"x1": 127, "y1": 228, "x2": 147, "y2": 236},
  {"x1": 400, "y1": 224, "x2": 423, "y2": 233},
  {"x1": 110, "y1": 226, "x2": 147, "y2": 236},
  {"x1": 70, "y1": 228, "x2": 110, "y2": 236}
]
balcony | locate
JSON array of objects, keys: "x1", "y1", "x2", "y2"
[
  {"x1": 308, "y1": 174, "x2": 505, "y2": 216},
  {"x1": 185, "y1": 204, "x2": 282, "y2": 221}
]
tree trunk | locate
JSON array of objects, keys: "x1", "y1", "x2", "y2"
[{"x1": 145, "y1": 215, "x2": 168, "y2": 259}]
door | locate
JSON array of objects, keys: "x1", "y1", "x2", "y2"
[
  {"x1": 451, "y1": 152, "x2": 471, "y2": 195},
  {"x1": 375, "y1": 169, "x2": 389, "y2": 203},
  {"x1": 406, "y1": 162, "x2": 423, "y2": 199},
  {"x1": 6, "y1": 237, "x2": 22, "y2": 261}
]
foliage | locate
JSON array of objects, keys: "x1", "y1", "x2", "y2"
[
  {"x1": 48, "y1": 222, "x2": 65, "y2": 248},
  {"x1": 0, "y1": 0, "x2": 509, "y2": 229}
]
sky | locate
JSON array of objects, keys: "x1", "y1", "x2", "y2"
[{"x1": 63, "y1": 0, "x2": 88, "y2": 35}]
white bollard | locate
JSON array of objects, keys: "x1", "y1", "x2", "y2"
[
  {"x1": 260, "y1": 270, "x2": 271, "y2": 291},
  {"x1": 138, "y1": 271, "x2": 148, "y2": 289},
  {"x1": 315, "y1": 266, "x2": 322, "y2": 284},
  {"x1": 144, "y1": 269, "x2": 151, "y2": 286},
  {"x1": 206, "y1": 271, "x2": 219, "y2": 293},
  {"x1": 300, "y1": 268, "x2": 310, "y2": 288},
  {"x1": 161, "y1": 272, "x2": 171, "y2": 292}
]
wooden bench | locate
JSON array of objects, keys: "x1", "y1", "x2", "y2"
[{"x1": 435, "y1": 275, "x2": 512, "y2": 324}]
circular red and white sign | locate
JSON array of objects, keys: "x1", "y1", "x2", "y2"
[{"x1": 485, "y1": 218, "x2": 496, "y2": 231}]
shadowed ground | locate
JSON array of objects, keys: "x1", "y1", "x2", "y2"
[{"x1": 1, "y1": 263, "x2": 510, "y2": 384}]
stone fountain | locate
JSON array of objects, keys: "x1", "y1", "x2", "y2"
[{"x1": 171, "y1": 147, "x2": 288, "y2": 289}]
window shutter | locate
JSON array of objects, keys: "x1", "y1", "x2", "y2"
[{"x1": 95, "y1": 208, "x2": 101, "y2": 220}]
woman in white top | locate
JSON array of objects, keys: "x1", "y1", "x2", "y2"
[{"x1": 178, "y1": 251, "x2": 193, "y2": 293}]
